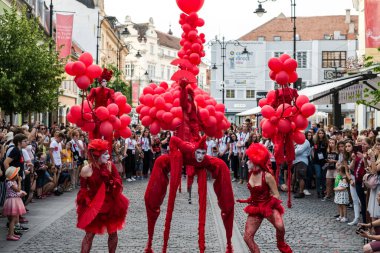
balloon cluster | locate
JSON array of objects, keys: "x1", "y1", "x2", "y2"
[
  {"x1": 177, "y1": 11, "x2": 206, "y2": 76},
  {"x1": 64, "y1": 52, "x2": 102, "y2": 90},
  {"x1": 268, "y1": 54, "x2": 298, "y2": 86},
  {"x1": 137, "y1": 81, "x2": 230, "y2": 137},
  {"x1": 67, "y1": 92, "x2": 132, "y2": 138}
]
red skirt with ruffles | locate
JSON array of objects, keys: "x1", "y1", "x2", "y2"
[{"x1": 243, "y1": 197, "x2": 284, "y2": 218}]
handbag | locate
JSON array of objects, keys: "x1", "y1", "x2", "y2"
[{"x1": 363, "y1": 173, "x2": 379, "y2": 190}]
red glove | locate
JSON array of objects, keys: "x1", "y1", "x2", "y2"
[{"x1": 236, "y1": 197, "x2": 252, "y2": 204}]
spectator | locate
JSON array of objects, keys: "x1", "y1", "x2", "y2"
[
  {"x1": 323, "y1": 138, "x2": 338, "y2": 201},
  {"x1": 218, "y1": 131, "x2": 230, "y2": 167},
  {"x1": 228, "y1": 133, "x2": 239, "y2": 182},
  {"x1": 333, "y1": 166, "x2": 349, "y2": 222},
  {"x1": 313, "y1": 129, "x2": 328, "y2": 198},
  {"x1": 141, "y1": 128, "x2": 152, "y2": 178},
  {"x1": 305, "y1": 131, "x2": 314, "y2": 194},
  {"x1": 160, "y1": 131, "x2": 171, "y2": 155},
  {"x1": 359, "y1": 192, "x2": 380, "y2": 253},
  {"x1": 367, "y1": 137, "x2": 380, "y2": 222},
  {"x1": 124, "y1": 132, "x2": 137, "y2": 182},
  {"x1": 294, "y1": 138, "x2": 311, "y2": 198}
]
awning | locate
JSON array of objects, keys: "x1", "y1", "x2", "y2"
[
  {"x1": 236, "y1": 106, "x2": 261, "y2": 116},
  {"x1": 298, "y1": 76, "x2": 363, "y2": 101}
]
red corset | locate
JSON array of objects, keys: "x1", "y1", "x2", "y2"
[{"x1": 247, "y1": 171, "x2": 271, "y2": 204}]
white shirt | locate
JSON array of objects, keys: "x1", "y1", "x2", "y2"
[
  {"x1": 126, "y1": 138, "x2": 137, "y2": 150},
  {"x1": 230, "y1": 141, "x2": 238, "y2": 156},
  {"x1": 237, "y1": 132, "x2": 249, "y2": 152},
  {"x1": 50, "y1": 139, "x2": 62, "y2": 166},
  {"x1": 141, "y1": 137, "x2": 150, "y2": 151},
  {"x1": 218, "y1": 135, "x2": 229, "y2": 154},
  {"x1": 206, "y1": 140, "x2": 216, "y2": 156}
]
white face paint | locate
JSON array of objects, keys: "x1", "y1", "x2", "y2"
[
  {"x1": 99, "y1": 151, "x2": 110, "y2": 164},
  {"x1": 195, "y1": 149, "x2": 206, "y2": 163},
  {"x1": 101, "y1": 80, "x2": 107, "y2": 88},
  {"x1": 246, "y1": 160, "x2": 254, "y2": 170}
]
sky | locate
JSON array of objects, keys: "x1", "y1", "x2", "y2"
[{"x1": 104, "y1": 0, "x2": 358, "y2": 41}]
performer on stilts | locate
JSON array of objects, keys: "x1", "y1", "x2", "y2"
[
  {"x1": 76, "y1": 139, "x2": 129, "y2": 253},
  {"x1": 237, "y1": 143, "x2": 292, "y2": 253}
]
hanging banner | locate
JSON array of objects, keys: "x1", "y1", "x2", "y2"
[
  {"x1": 365, "y1": 0, "x2": 380, "y2": 48},
  {"x1": 56, "y1": 14, "x2": 74, "y2": 58},
  {"x1": 132, "y1": 82, "x2": 139, "y2": 105}
]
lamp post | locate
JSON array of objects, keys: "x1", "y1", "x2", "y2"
[
  {"x1": 254, "y1": 0, "x2": 297, "y2": 59},
  {"x1": 210, "y1": 36, "x2": 248, "y2": 105}
]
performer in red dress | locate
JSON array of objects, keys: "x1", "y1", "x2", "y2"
[
  {"x1": 87, "y1": 68, "x2": 115, "y2": 108},
  {"x1": 237, "y1": 143, "x2": 292, "y2": 253},
  {"x1": 76, "y1": 139, "x2": 129, "y2": 253}
]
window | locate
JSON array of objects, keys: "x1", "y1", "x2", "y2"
[
  {"x1": 125, "y1": 64, "x2": 134, "y2": 77},
  {"x1": 226, "y1": 89, "x2": 235, "y2": 98},
  {"x1": 246, "y1": 90, "x2": 255, "y2": 99},
  {"x1": 159, "y1": 49, "x2": 164, "y2": 56},
  {"x1": 295, "y1": 34, "x2": 300, "y2": 41},
  {"x1": 150, "y1": 43, "x2": 154, "y2": 55},
  {"x1": 274, "y1": 52, "x2": 284, "y2": 58},
  {"x1": 161, "y1": 65, "x2": 165, "y2": 78},
  {"x1": 323, "y1": 34, "x2": 332, "y2": 40},
  {"x1": 167, "y1": 67, "x2": 171, "y2": 80},
  {"x1": 297, "y1": 51, "x2": 307, "y2": 68},
  {"x1": 273, "y1": 36, "x2": 281, "y2": 41},
  {"x1": 322, "y1": 51, "x2": 347, "y2": 68},
  {"x1": 148, "y1": 64, "x2": 156, "y2": 78},
  {"x1": 257, "y1": 36, "x2": 265, "y2": 41}
]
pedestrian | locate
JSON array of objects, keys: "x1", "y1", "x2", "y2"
[
  {"x1": 2, "y1": 166, "x2": 27, "y2": 241},
  {"x1": 293, "y1": 138, "x2": 311, "y2": 198},
  {"x1": 334, "y1": 166, "x2": 349, "y2": 222},
  {"x1": 228, "y1": 133, "x2": 239, "y2": 182},
  {"x1": 124, "y1": 132, "x2": 137, "y2": 182},
  {"x1": 367, "y1": 137, "x2": 380, "y2": 222},
  {"x1": 141, "y1": 128, "x2": 152, "y2": 178},
  {"x1": 323, "y1": 138, "x2": 338, "y2": 201},
  {"x1": 313, "y1": 129, "x2": 328, "y2": 198}
]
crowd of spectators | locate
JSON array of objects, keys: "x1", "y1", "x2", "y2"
[{"x1": 1, "y1": 118, "x2": 380, "y2": 252}]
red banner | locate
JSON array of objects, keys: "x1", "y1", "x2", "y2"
[
  {"x1": 365, "y1": 0, "x2": 380, "y2": 48},
  {"x1": 56, "y1": 14, "x2": 74, "y2": 58},
  {"x1": 132, "y1": 82, "x2": 139, "y2": 105}
]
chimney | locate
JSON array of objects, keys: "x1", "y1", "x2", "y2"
[{"x1": 345, "y1": 9, "x2": 351, "y2": 24}]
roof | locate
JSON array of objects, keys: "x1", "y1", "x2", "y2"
[
  {"x1": 239, "y1": 14, "x2": 358, "y2": 41},
  {"x1": 156, "y1": 30, "x2": 181, "y2": 50}
]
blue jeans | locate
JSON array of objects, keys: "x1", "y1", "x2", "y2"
[{"x1": 314, "y1": 164, "x2": 322, "y2": 194}]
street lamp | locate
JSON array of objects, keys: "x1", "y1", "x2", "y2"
[
  {"x1": 210, "y1": 36, "x2": 248, "y2": 105},
  {"x1": 254, "y1": 0, "x2": 297, "y2": 59}
]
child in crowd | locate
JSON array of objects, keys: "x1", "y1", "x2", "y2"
[
  {"x1": 3, "y1": 166, "x2": 27, "y2": 241},
  {"x1": 61, "y1": 142, "x2": 73, "y2": 191},
  {"x1": 334, "y1": 166, "x2": 349, "y2": 223},
  {"x1": 135, "y1": 143, "x2": 144, "y2": 180}
]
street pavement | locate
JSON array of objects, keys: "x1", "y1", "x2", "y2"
[{"x1": 0, "y1": 178, "x2": 363, "y2": 253}]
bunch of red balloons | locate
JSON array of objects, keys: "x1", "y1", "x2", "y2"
[
  {"x1": 137, "y1": 81, "x2": 230, "y2": 137},
  {"x1": 177, "y1": 11, "x2": 206, "y2": 76},
  {"x1": 259, "y1": 92, "x2": 316, "y2": 144},
  {"x1": 64, "y1": 52, "x2": 102, "y2": 90},
  {"x1": 67, "y1": 91, "x2": 132, "y2": 138},
  {"x1": 268, "y1": 54, "x2": 299, "y2": 86}
]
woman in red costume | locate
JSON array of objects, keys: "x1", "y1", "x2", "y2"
[
  {"x1": 237, "y1": 143, "x2": 292, "y2": 253},
  {"x1": 76, "y1": 139, "x2": 129, "y2": 253}
]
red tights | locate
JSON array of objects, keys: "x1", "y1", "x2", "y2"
[
  {"x1": 81, "y1": 232, "x2": 118, "y2": 253},
  {"x1": 243, "y1": 210, "x2": 292, "y2": 253}
]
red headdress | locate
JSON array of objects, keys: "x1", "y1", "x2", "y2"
[
  {"x1": 246, "y1": 143, "x2": 272, "y2": 172},
  {"x1": 194, "y1": 135, "x2": 207, "y2": 150},
  {"x1": 88, "y1": 139, "x2": 109, "y2": 157},
  {"x1": 97, "y1": 68, "x2": 113, "y2": 83}
]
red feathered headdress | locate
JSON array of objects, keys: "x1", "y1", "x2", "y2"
[
  {"x1": 195, "y1": 135, "x2": 207, "y2": 150},
  {"x1": 88, "y1": 139, "x2": 109, "y2": 157},
  {"x1": 97, "y1": 68, "x2": 113, "y2": 83},
  {"x1": 246, "y1": 143, "x2": 271, "y2": 172}
]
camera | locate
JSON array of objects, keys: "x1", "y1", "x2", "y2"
[{"x1": 356, "y1": 225, "x2": 367, "y2": 235}]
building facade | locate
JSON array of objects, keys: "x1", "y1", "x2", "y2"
[{"x1": 211, "y1": 13, "x2": 358, "y2": 124}]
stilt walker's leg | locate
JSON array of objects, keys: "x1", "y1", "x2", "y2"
[
  {"x1": 243, "y1": 216, "x2": 263, "y2": 253},
  {"x1": 81, "y1": 232, "x2": 95, "y2": 253},
  {"x1": 267, "y1": 210, "x2": 292, "y2": 253},
  {"x1": 108, "y1": 232, "x2": 118, "y2": 253},
  {"x1": 197, "y1": 169, "x2": 207, "y2": 253},
  {"x1": 144, "y1": 155, "x2": 171, "y2": 253},
  {"x1": 210, "y1": 158, "x2": 235, "y2": 253},
  {"x1": 187, "y1": 165, "x2": 195, "y2": 204}
]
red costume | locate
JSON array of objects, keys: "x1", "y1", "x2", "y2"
[
  {"x1": 237, "y1": 143, "x2": 292, "y2": 253},
  {"x1": 76, "y1": 139, "x2": 129, "y2": 253},
  {"x1": 87, "y1": 87, "x2": 115, "y2": 109}
]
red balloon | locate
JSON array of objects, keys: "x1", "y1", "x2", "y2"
[
  {"x1": 99, "y1": 121, "x2": 113, "y2": 138},
  {"x1": 124, "y1": 103, "x2": 132, "y2": 114},
  {"x1": 198, "y1": 108, "x2": 209, "y2": 120},
  {"x1": 206, "y1": 116, "x2": 217, "y2": 127},
  {"x1": 294, "y1": 131, "x2": 306, "y2": 144},
  {"x1": 268, "y1": 58, "x2": 284, "y2": 72},
  {"x1": 111, "y1": 118, "x2": 121, "y2": 130},
  {"x1": 148, "y1": 107, "x2": 157, "y2": 118},
  {"x1": 119, "y1": 127, "x2": 132, "y2": 138},
  {"x1": 107, "y1": 103, "x2": 119, "y2": 116},
  {"x1": 283, "y1": 58, "x2": 298, "y2": 72},
  {"x1": 191, "y1": 43, "x2": 202, "y2": 52},
  {"x1": 276, "y1": 103, "x2": 292, "y2": 118},
  {"x1": 141, "y1": 116, "x2": 153, "y2": 126},
  {"x1": 189, "y1": 53, "x2": 201, "y2": 65},
  {"x1": 173, "y1": 98, "x2": 180, "y2": 107},
  {"x1": 82, "y1": 122, "x2": 96, "y2": 132},
  {"x1": 296, "y1": 95, "x2": 309, "y2": 108},
  {"x1": 206, "y1": 105, "x2": 215, "y2": 116},
  {"x1": 261, "y1": 105, "x2": 276, "y2": 119},
  {"x1": 95, "y1": 106, "x2": 109, "y2": 121},
  {"x1": 163, "y1": 93, "x2": 174, "y2": 103},
  {"x1": 65, "y1": 62, "x2": 76, "y2": 76},
  {"x1": 215, "y1": 103, "x2": 225, "y2": 113},
  {"x1": 154, "y1": 87, "x2": 166, "y2": 94},
  {"x1": 74, "y1": 75, "x2": 91, "y2": 90},
  {"x1": 83, "y1": 112, "x2": 93, "y2": 121},
  {"x1": 144, "y1": 94, "x2": 154, "y2": 107},
  {"x1": 162, "y1": 112, "x2": 174, "y2": 123},
  {"x1": 164, "y1": 103, "x2": 173, "y2": 112},
  {"x1": 192, "y1": 66, "x2": 199, "y2": 75},
  {"x1": 154, "y1": 96, "x2": 166, "y2": 110},
  {"x1": 108, "y1": 114, "x2": 117, "y2": 122},
  {"x1": 269, "y1": 70, "x2": 276, "y2": 81},
  {"x1": 115, "y1": 95, "x2": 127, "y2": 107},
  {"x1": 294, "y1": 114, "x2": 308, "y2": 130},
  {"x1": 258, "y1": 98, "x2": 267, "y2": 108},
  {"x1": 70, "y1": 105, "x2": 82, "y2": 121},
  {"x1": 266, "y1": 90, "x2": 276, "y2": 104},
  {"x1": 120, "y1": 115, "x2": 131, "y2": 127},
  {"x1": 279, "y1": 54, "x2": 291, "y2": 63},
  {"x1": 66, "y1": 113, "x2": 75, "y2": 123},
  {"x1": 196, "y1": 18, "x2": 205, "y2": 27},
  {"x1": 182, "y1": 23, "x2": 192, "y2": 33},
  {"x1": 72, "y1": 61, "x2": 86, "y2": 76},
  {"x1": 278, "y1": 119, "x2": 291, "y2": 133},
  {"x1": 150, "y1": 120, "x2": 161, "y2": 135},
  {"x1": 215, "y1": 111, "x2": 224, "y2": 121},
  {"x1": 140, "y1": 106, "x2": 150, "y2": 117},
  {"x1": 143, "y1": 86, "x2": 154, "y2": 95},
  {"x1": 275, "y1": 71, "x2": 289, "y2": 86},
  {"x1": 79, "y1": 52, "x2": 93, "y2": 67},
  {"x1": 160, "y1": 82, "x2": 169, "y2": 89},
  {"x1": 156, "y1": 110, "x2": 165, "y2": 120},
  {"x1": 85, "y1": 65, "x2": 102, "y2": 79},
  {"x1": 136, "y1": 104, "x2": 144, "y2": 114},
  {"x1": 270, "y1": 116, "x2": 279, "y2": 124},
  {"x1": 288, "y1": 71, "x2": 299, "y2": 84},
  {"x1": 262, "y1": 120, "x2": 276, "y2": 137},
  {"x1": 301, "y1": 103, "x2": 316, "y2": 118}
]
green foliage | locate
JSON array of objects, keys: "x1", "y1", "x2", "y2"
[
  {"x1": 0, "y1": 5, "x2": 64, "y2": 115},
  {"x1": 356, "y1": 48, "x2": 380, "y2": 106},
  {"x1": 105, "y1": 64, "x2": 131, "y2": 102}
]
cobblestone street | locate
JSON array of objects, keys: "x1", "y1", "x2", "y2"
[{"x1": 0, "y1": 178, "x2": 363, "y2": 253}]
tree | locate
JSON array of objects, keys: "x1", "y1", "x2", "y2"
[
  {"x1": 104, "y1": 64, "x2": 131, "y2": 102},
  {"x1": 0, "y1": 5, "x2": 64, "y2": 116},
  {"x1": 356, "y1": 49, "x2": 380, "y2": 107}
]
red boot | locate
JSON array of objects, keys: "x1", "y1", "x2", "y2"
[{"x1": 277, "y1": 241, "x2": 292, "y2": 253}]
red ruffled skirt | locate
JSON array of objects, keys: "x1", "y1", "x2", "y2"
[{"x1": 243, "y1": 197, "x2": 284, "y2": 218}]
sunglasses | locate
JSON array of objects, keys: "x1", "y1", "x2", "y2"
[{"x1": 40, "y1": 128, "x2": 46, "y2": 130}]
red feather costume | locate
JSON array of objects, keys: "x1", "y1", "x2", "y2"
[
  {"x1": 76, "y1": 139, "x2": 129, "y2": 253},
  {"x1": 237, "y1": 143, "x2": 292, "y2": 253}
]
